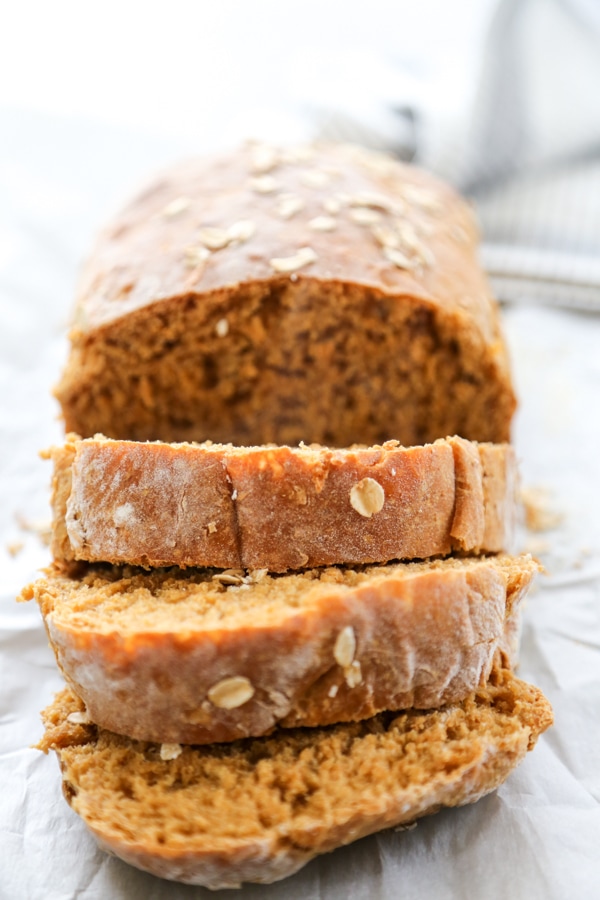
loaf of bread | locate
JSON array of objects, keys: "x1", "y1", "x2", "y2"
[
  {"x1": 39, "y1": 668, "x2": 552, "y2": 889},
  {"x1": 29, "y1": 142, "x2": 551, "y2": 891},
  {"x1": 47, "y1": 434, "x2": 516, "y2": 572},
  {"x1": 54, "y1": 142, "x2": 516, "y2": 448},
  {"x1": 23, "y1": 555, "x2": 537, "y2": 744}
]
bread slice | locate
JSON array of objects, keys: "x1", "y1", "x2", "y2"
[
  {"x1": 47, "y1": 434, "x2": 516, "y2": 572},
  {"x1": 22, "y1": 554, "x2": 537, "y2": 744},
  {"x1": 39, "y1": 668, "x2": 552, "y2": 889},
  {"x1": 54, "y1": 142, "x2": 516, "y2": 448}
]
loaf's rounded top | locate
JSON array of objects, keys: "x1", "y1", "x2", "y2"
[{"x1": 74, "y1": 141, "x2": 494, "y2": 338}]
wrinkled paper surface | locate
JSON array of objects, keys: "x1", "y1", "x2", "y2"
[{"x1": 1, "y1": 110, "x2": 599, "y2": 900}]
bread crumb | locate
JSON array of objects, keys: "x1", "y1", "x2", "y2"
[
  {"x1": 16, "y1": 513, "x2": 51, "y2": 547},
  {"x1": 215, "y1": 318, "x2": 229, "y2": 338},
  {"x1": 521, "y1": 486, "x2": 564, "y2": 532},
  {"x1": 344, "y1": 660, "x2": 363, "y2": 688},
  {"x1": 521, "y1": 537, "x2": 551, "y2": 556},
  {"x1": 6, "y1": 541, "x2": 24, "y2": 558},
  {"x1": 160, "y1": 743, "x2": 182, "y2": 761}
]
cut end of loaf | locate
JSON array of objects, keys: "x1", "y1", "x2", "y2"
[
  {"x1": 39, "y1": 667, "x2": 552, "y2": 888},
  {"x1": 32, "y1": 553, "x2": 538, "y2": 634},
  {"x1": 28, "y1": 553, "x2": 539, "y2": 745}
]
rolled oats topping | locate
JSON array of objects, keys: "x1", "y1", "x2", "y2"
[
  {"x1": 228, "y1": 219, "x2": 256, "y2": 243},
  {"x1": 333, "y1": 626, "x2": 356, "y2": 668},
  {"x1": 350, "y1": 191, "x2": 395, "y2": 212},
  {"x1": 248, "y1": 568, "x2": 269, "y2": 583},
  {"x1": 208, "y1": 676, "x2": 255, "y2": 709},
  {"x1": 270, "y1": 246, "x2": 318, "y2": 273},
  {"x1": 276, "y1": 194, "x2": 305, "y2": 219},
  {"x1": 300, "y1": 169, "x2": 331, "y2": 188},
  {"x1": 322, "y1": 197, "x2": 342, "y2": 214},
  {"x1": 183, "y1": 245, "x2": 211, "y2": 268},
  {"x1": 212, "y1": 569, "x2": 245, "y2": 585},
  {"x1": 249, "y1": 175, "x2": 280, "y2": 194},
  {"x1": 308, "y1": 215, "x2": 337, "y2": 232},
  {"x1": 349, "y1": 208, "x2": 382, "y2": 226},
  {"x1": 350, "y1": 478, "x2": 386, "y2": 517},
  {"x1": 371, "y1": 224, "x2": 400, "y2": 249},
  {"x1": 383, "y1": 246, "x2": 416, "y2": 270},
  {"x1": 249, "y1": 144, "x2": 279, "y2": 174},
  {"x1": 161, "y1": 196, "x2": 191, "y2": 218},
  {"x1": 400, "y1": 184, "x2": 442, "y2": 211},
  {"x1": 198, "y1": 227, "x2": 232, "y2": 251}
]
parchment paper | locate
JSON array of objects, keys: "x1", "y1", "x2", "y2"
[{"x1": 1, "y1": 109, "x2": 599, "y2": 900}]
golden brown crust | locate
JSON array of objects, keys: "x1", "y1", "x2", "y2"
[
  {"x1": 39, "y1": 669, "x2": 552, "y2": 889},
  {"x1": 49, "y1": 434, "x2": 516, "y2": 572},
  {"x1": 27, "y1": 555, "x2": 539, "y2": 744},
  {"x1": 54, "y1": 143, "x2": 516, "y2": 447}
]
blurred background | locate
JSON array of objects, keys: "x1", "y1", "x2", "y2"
[{"x1": 2, "y1": 0, "x2": 600, "y2": 336}]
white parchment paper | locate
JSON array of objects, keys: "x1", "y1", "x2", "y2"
[{"x1": 1, "y1": 110, "x2": 599, "y2": 900}]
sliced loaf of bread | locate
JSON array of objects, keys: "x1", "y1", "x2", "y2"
[
  {"x1": 47, "y1": 434, "x2": 516, "y2": 572},
  {"x1": 23, "y1": 554, "x2": 537, "y2": 744},
  {"x1": 39, "y1": 668, "x2": 552, "y2": 889}
]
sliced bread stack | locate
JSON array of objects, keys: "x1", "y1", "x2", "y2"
[{"x1": 25, "y1": 142, "x2": 552, "y2": 890}]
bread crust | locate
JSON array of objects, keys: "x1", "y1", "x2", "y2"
[
  {"x1": 48, "y1": 434, "x2": 516, "y2": 572},
  {"x1": 40, "y1": 670, "x2": 553, "y2": 889},
  {"x1": 54, "y1": 143, "x2": 516, "y2": 447},
  {"x1": 26, "y1": 555, "x2": 537, "y2": 743}
]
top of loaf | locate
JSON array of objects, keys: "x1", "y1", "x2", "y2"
[{"x1": 73, "y1": 141, "x2": 495, "y2": 338}]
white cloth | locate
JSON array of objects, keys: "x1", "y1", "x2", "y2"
[{"x1": 312, "y1": 0, "x2": 600, "y2": 309}]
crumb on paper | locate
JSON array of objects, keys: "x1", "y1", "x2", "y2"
[
  {"x1": 521, "y1": 536, "x2": 551, "y2": 557},
  {"x1": 15, "y1": 513, "x2": 52, "y2": 546},
  {"x1": 6, "y1": 540, "x2": 24, "y2": 558},
  {"x1": 573, "y1": 547, "x2": 592, "y2": 569},
  {"x1": 520, "y1": 486, "x2": 564, "y2": 532}
]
